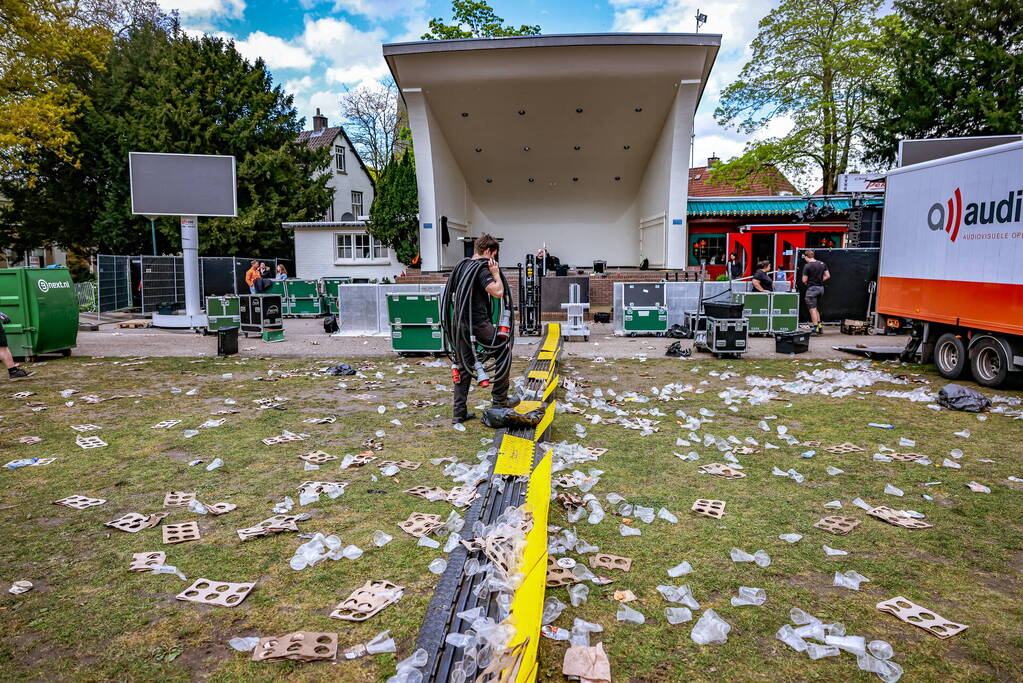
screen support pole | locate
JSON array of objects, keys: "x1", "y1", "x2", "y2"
[{"x1": 181, "y1": 215, "x2": 201, "y2": 319}]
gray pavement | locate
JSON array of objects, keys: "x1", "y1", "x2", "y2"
[{"x1": 71, "y1": 318, "x2": 896, "y2": 360}]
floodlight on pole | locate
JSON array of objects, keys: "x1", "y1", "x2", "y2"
[{"x1": 695, "y1": 10, "x2": 707, "y2": 33}]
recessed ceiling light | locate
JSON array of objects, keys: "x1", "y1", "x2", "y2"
[
  {"x1": 523, "y1": 146, "x2": 530, "y2": 151},
  {"x1": 623, "y1": 145, "x2": 630, "y2": 150},
  {"x1": 461, "y1": 112, "x2": 469, "y2": 117},
  {"x1": 572, "y1": 177, "x2": 579, "y2": 182},
  {"x1": 528, "y1": 178, "x2": 535, "y2": 183},
  {"x1": 475, "y1": 147, "x2": 482, "y2": 153},
  {"x1": 518, "y1": 109, "x2": 526, "y2": 115},
  {"x1": 576, "y1": 107, "x2": 583, "y2": 113},
  {"x1": 635, "y1": 107, "x2": 642, "y2": 112},
  {"x1": 573, "y1": 145, "x2": 581, "y2": 151},
  {"x1": 614, "y1": 176, "x2": 622, "y2": 181},
  {"x1": 485, "y1": 178, "x2": 493, "y2": 183}
]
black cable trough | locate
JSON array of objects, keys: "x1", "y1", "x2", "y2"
[{"x1": 414, "y1": 332, "x2": 561, "y2": 682}]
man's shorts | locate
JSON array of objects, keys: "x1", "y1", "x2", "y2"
[
  {"x1": 0, "y1": 323, "x2": 7, "y2": 348},
  {"x1": 805, "y1": 285, "x2": 825, "y2": 309}
]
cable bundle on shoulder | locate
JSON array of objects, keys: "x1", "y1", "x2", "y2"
[{"x1": 440, "y1": 258, "x2": 515, "y2": 386}]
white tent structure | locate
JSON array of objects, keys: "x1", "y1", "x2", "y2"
[{"x1": 383, "y1": 33, "x2": 720, "y2": 271}]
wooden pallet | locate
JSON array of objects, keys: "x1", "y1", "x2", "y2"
[{"x1": 117, "y1": 320, "x2": 151, "y2": 329}]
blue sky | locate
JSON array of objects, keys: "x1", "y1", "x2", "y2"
[{"x1": 162, "y1": 0, "x2": 787, "y2": 168}]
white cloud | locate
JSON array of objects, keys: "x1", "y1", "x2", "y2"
[
  {"x1": 300, "y1": 17, "x2": 390, "y2": 84},
  {"x1": 234, "y1": 31, "x2": 314, "y2": 70},
  {"x1": 332, "y1": 0, "x2": 427, "y2": 21},
  {"x1": 159, "y1": 0, "x2": 245, "y2": 20},
  {"x1": 285, "y1": 75, "x2": 315, "y2": 95}
]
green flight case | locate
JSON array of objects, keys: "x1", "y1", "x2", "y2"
[
  {"x1": 287, "y1": 296, "x2": 325, "y2": 317},
  {"x1": 390, "y1": 323, "x2": 445, "y2": 353},
  {"x1": 770, "y1": 292, "x2": 799, "y2": 333},
  {"x1": 205, "y1": 295, "x2": 240, "y2": 332},
  {"x1": 732, "y1": 292, "x2": 772, "y2": 334},
  {"x1": 322, "y1": 278, "x2": 351, "y2": 314},
  {"x1": 386, "y1": 293, "x2": 442, "y2": 326},
  {"x1": 623, "y1": 306, "x2": 668, "y2": 334}
]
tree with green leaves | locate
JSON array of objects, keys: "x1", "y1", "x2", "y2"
[
  {"x1": 421, "y1": 0, "x2": 540, "y2": 40},
  {"x1": 368, "y1": 139, "x2": 419, "y2": 265},
  {"x1": 712, "y1": 0, "x2": 892, "y2": 194},
  {"x1": 0, "y1": 21, "x2": 332, "y2": 257},
  {"x1": 866, "y1": 0, "x2": 1023, "y2": 165}
]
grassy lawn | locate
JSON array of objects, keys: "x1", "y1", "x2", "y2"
[{"x1": 1, "y1": 353, "x2": 1021, "y2": 681}]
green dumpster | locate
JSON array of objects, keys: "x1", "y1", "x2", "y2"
[{"x1": 0, "y1": 267, "x2": 78, "y2": 359}]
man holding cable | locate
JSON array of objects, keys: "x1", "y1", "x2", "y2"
[{"x1": 448, "y1": 234, "x2": 518, "y2": 424}]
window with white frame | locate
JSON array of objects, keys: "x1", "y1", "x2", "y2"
[
  {"x1": 351, "y1": 190, "x2": 363, "y2": 217},
  {"x1": 336, "y1": 232, "x2": 386, "y2": 261},
  {"x1": 335, "y1": 145, "x2": 346, "y2": 173}
]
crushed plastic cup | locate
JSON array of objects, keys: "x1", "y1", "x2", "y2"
[
  {"x1": 942, "y1": 458, "x2": 962, "y2": 469},
  {"x1": 753, "y1": 550, "x2": 771, "y2": 567},
  {"x1": 789, "y1": 607, "x2": 819, "y2": 625},
  {"x1": 776, "y1": 624, "x2": 808, "y2": 652},
  {"x1": 858, "y1": 655, "x2": 904, "y2": 683},
  {"x1": 730, "y1": 586, "x2": 767, "y2": 606},
  {"x1": 657, "y1": 507, "x2": 679, "y2": 524},
  {"x1": 299, "y1": 490, "x2": 320, "y2": 506},
  {"x1": 667, "y1": 561, "x2": 693, "y2": 577},
  {"x1": 884, "y1": 483, "x2": 904, "y2": 497},
  {"x1": 657, "y1": 584, "x2": 700, "y2": 609},
  {"x1": 823, "y1": 500, "x2": 843, "y2": 509},
  {"x1": 586, "y1": 501, "x2": 605, "y2": 525},
  {"x1": 373, "y1": 531, "x2": 393, "y2": 547},
  {"x1": 443, "y1": 532, "x2": 462, "y2": 553},
  {"x1": 616, "y1": 603, "x2": 645, "y2": 625},
  {"x1": 229, "y1": 636, "x2": 260, "y2": 651},
  {"x1": 417, "y1": 536, "x2": 440, "y2": 549},
  {"x1": 691, "y1": 609, "x2": 731, "y2": 645},
  {"x1": 954, "y1": 429, "x2": 971, "y2": 438},
  {"x1": 949, "y1": 448, "x2": 964, "y2": 459},
  {"x1": 304, "y1": 462, "x2": 320, "y2": 471},
  {"x1": 542, "y1": 597, "x2": 567, "y2": 625},
  {"x1": 381, "y1": 465, "x2": 400, "y2": 477},
  {"x1": 834, "y1": 570, "x2": 870, "y2": 590},
  {"x1": 445, "y1": 633, "x2": 473, "y2": 649},
  {"x1": 851, "y1": 497, "x2": 873, "y2": 511},
  {"x1": 188, "y1": 499, "x2": 208, "y2": 515},
  {"x1": 182, "y1": 430, "x2": 199, "y2": 439},
  {"x1": 453, "y1": 423, "x2": 466, "y2": 432},
  {"x1": 826, "y1": 634, "x2": 866, "y2": 657},
  {"x1": 634, "y1": 505, "x2": 655, "y2": 524},
  {"x1": 898, "y1": 437, "x2": 916, "y2": 447},
  {"x1": 823, "y1": 545, "x2": 848, "y2": 556},
  {"x1": 968, "y1": 481, "x2": 991, "y2": 493},
  {"x1": 606, "y1": 492, "x2": 626, "y2": 505},
  {"x1": 868, "y1": 640, "x2": 894, "y2": 660},
  {"x1": 620, "y1": 524, "x2": 641, "y2": 537},
  {"x1": 807, "y1": 643, "x2": 841, "y2": 660},
  {"x1": 367, "y1": 630, "x2": 397, "y2": 654},
  {"x1": 730, "y1": 547, "x2": 755, "y2": 563},
  {"x1": 779, "y1": 533, "x2": 802, "y2": 543},
  {"x1": 428, "y1": 558, "x2": 447, "y2": 574},
  {"x1": 568, "y1": 583, "x2": 589, "y2": 607},
  {"x1": 343, "y1": 544, "x2": 363, "y2": 560},
  {"x1": 151, "y1": 564, "x2": 187, "y2": 581},
  {"x1": 665, "y1": 607, "x2": 693, "y2": 624}
]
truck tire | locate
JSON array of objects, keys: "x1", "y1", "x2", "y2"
[
  {"x1": 934, "y1": 333, "x2": 968, "y2": 380},
  {"x1": 970, "y1": 338, "x2": 1009, "y2": 387}
]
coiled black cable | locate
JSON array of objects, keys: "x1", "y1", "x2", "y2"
[{"x1": 440, "y1": 257, "x2": 515, "y2": 384}]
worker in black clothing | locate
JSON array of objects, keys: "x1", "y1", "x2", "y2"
[
  {"x1": 751, "y1": 261, "x2": 774, "y2": 292},
  {"x1": 0, "y1": 312, "x2": 30, "y2": 379},
  {"x1": 452, "y1": 234, "x2": 518, "y2": 423},
  {"x1": 801, "y1": 249, "x2": 830, "y2": 335}
]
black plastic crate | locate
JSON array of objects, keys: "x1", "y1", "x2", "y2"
[{"x1": 775, "y1": 330, "x2": 810, "y2": 354}]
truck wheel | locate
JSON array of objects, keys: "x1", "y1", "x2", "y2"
[
  {"x1": 934, "y1": 333, "x2": 968, "y2": 380},
  {"x1": 970, "y1": 338, "x2": 1009, "y2": 387}
]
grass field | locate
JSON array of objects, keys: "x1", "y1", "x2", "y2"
[{"x1": 1, "y1": 353, "x2": 1021, "y2": 682}]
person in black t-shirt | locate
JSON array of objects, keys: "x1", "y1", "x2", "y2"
[
  {"x1": 801, "y1": 250, "x2": 830, "y2": 335},
  {"x1": 751, "y1": 261, "x2": 774, "y2": 292},
  {"x1": 452, "y1": 234, "x2": 515, "y2": 423}
]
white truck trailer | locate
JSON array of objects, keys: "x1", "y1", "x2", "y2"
[{"x1": 876, "y1": 141, "x2": 1023, "y2": 387}]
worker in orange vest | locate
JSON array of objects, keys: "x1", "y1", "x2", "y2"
[{"x1": 245, "y1": 260, "x2": 260, "y2": 294}]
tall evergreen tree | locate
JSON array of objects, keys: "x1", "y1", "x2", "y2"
[
  {"x1": 368, "y1": 145, "x2": 419, "y2": 265},
  {"x1": 0, "y1": 22, "x2": 332, "y2": 256},
  {"x1": 866, "y1": 0, "x2": 1023, "y2": 165}
]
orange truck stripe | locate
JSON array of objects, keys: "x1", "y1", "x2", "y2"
[{"x1": 877, "y1": 277, "x2": 1023, "y2": 336}]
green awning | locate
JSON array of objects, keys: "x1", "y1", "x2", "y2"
[{"x1": 687, "y1": 197, "x2": 883, "y2": 217}]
